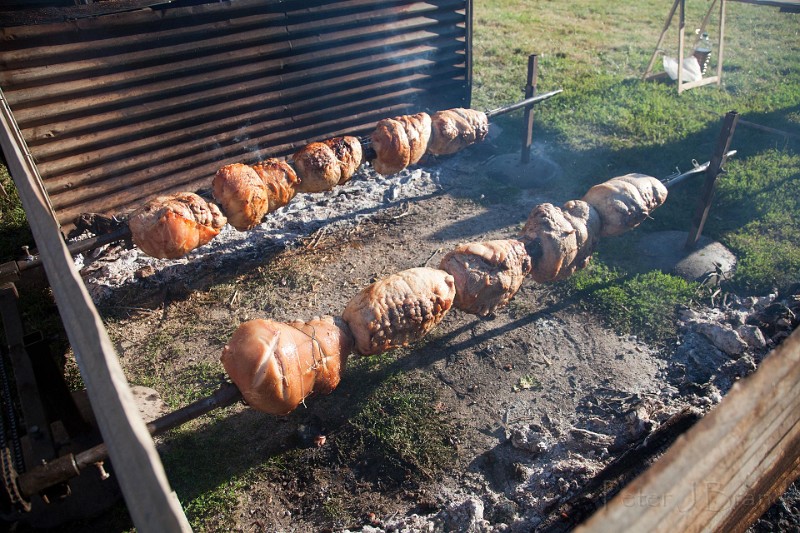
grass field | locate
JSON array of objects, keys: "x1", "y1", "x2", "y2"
[
  {"x1": 472, "y1": 0, "x2": 799, "y2": 326},
  {"x1": 0, "y1": 1, "x2": 798, "y2": 530}
]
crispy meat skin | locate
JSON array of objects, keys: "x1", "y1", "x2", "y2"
[
  {"x1": 252, "y1": 159, "x2": 298, "y2": 213},
  {"x1": 370, "y1": 113, "x2": 431, "y2": 175},
  {"x1": 128, "y1": 192, "x2": 226, "y2": 259},
  {"x1": 439, "y1": 239, "x2": 532, "y2": 316},
  {"x1": 561, "y1": 199, "x2": 602, "y2": 276},
  {"x1": 221, "y1": 316, "x2": 354, "y2": 415},
  {"x1": 520, "y1": 200, "x2": 601, "y2": 283},
  {"x1": 212, "y1": 163, "x2": 270, "y2": 231},
  {"x1": 427, "y1": 108, "x2": 489, "y2": 155},
  {"x1": 371, "y1": 117, "x2": 411, "y2": 175},
  {"x1": 293, "y1": 142, "x2": 341, "y2": 193},
  {"x1": 323, "y1": 136, "x2": 363, "y2": 185},
  {"x1": 582, "y1": 173, "x2": 668, "y2": 237},
  {"x1": 342, "y1": 267, "x2": 456, "y2": 356},
  {"x1": 395, "y1": 112, "x2": 432, "y2": 165}
]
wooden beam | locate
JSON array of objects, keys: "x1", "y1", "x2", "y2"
[
  {"x1": 717, "y1": 0, "x2": 727, "y2": 86},
  {"x1": 679, "y1": 75, "x2": 720, "y2": 92},
  {"x1": 643, "y1": 0, "x2": 681, "y2": 79},
  {"x1": 677, "y1": 0, "x2": 686, "y2": 91},
  {"x1": 576, "y1": 327, "x2": 800, "y2": 533},
  {"x1": 0, "y1": 89, "x2": 191, "y2": 531},
  {"x1": 729, "y1": 0, "x2": 800, "y2": 9}
]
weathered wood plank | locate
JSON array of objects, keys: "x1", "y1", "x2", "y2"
[
  {"x1": 576, "y1": 327, "x2": 800, "y2": 533},
  {"x1": 0, "y1": 89, "x2": 191, "y2": 532}
]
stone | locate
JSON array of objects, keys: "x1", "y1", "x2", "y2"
[
  {"x1": 693, "y1": 322, "x2": 748, "y2": 357},
  {"x1": 737, "y1": 324, "x2": 767, "y2": 350}
]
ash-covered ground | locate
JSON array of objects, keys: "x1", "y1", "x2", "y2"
[
  {"x1": 68, "y1": 143, "x2": 798, "y2": 532},
  {"x1": 75, "y1": 164, "x2": 443, "y2": 302}
]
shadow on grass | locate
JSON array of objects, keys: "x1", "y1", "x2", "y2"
[{"x1": 426, "y1": 87, "x2": 798, "y2": 286}]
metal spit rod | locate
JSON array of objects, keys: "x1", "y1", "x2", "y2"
[
  {"x1": 8, "y1": 225, "x2": 132, "y2": 276},
  {"x1": 485, "y1": 89, "x2": 563, "y2": 119},
  {"x1": 661, "y1": 149, "x2": 737, "y2": 189},
  {"x1": 15, "y1": 382, "x2": 243, "y2": 500}
]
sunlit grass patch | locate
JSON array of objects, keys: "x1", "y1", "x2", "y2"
[{"x1": 562, "y1": 262, "x2": 699, "y2": 344}]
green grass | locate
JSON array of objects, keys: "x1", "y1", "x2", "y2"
[
  {"x1": 562, "y1": 262, "x2": 699, "y2": 345},
  {"x1": 338, "y1": 372, "x2": 456, "y2": 482},
  {"x1": 707, "y1": 150, "x2": 800, "y2": 293},
  {"x1": 473, "y1": 0, "x2": 800, "y2": 308},
  {"x1": 0, "y1": 164, "x2": 31, "y2": 261},
  {"x1": 107, "y1": 321, "x2": 227, "y2": 409},
  {"x1": 158, "y1": 412, "x2": 255, "y2": 531},
  {"x1": 183, "y1": 476, "x2": 246, "y2": 532}
]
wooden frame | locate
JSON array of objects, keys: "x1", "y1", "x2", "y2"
[
  {"x1": 0, "y1": 89, "x2": 192, "y2": 531},
  {"x1": 643, "y1": 0, "x2": 726, "y2": 94}
]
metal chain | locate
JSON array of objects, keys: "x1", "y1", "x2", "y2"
[
  {"x1": 0, "y1": 349, "x2": 28, "y2": 512},
  {"x1": 0, "y1": 444, "x2": 28, "y2": 512},
  {"x1": 0, "y1": 354, "x2": 23, "y2": 475}
]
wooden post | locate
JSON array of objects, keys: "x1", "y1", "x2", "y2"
[
  {"x1": 0, "y1": 89, "x2": 192, "y2": 531},
  {"x1": 716, "y1": 0, "x2": 726, "y2": 87},
  {"x1": 677, "y1": 0, "x2": 686, "y2": 91},
  {"x1": 643, "y1": 0, "x2": 681, "y2": 79},
  {"x1": 685, "y1": 111, "x2": 738, "y2": 250},
  {"x1": 644, "y1": 0, "x2": 725, "y2": 93},
  {"x1": 520, "y1": 54, "x2": 538, "y2": 164},
  {"x1": 575, "y1": 327, "x2": 800, "y2": 533},
  {"x1": 464, "y1": 0, "x2": 474, "y2": 108}
]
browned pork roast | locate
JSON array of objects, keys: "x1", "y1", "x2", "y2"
[
  {"x1": 427, "y1": 108, "x2": 489, "y2": 155},
  {"x1": 520, "y1": 200, "x2": 601, "y2": 283},
  {"x1": 128, "y1": 192, "x2": 227, "y2": 259},
  {"x1": 251, "y1": 158, "x2": 299, "y2": 213},
  {"x1": 292, "y1": 142, "x2": 343, "y2": 193},
  {"x1": 323, "y1": 136, "x2": 363, "y2": 185},
  {"x1": 582, "y1": 173, "x2": 668, "y2": 237},
  {"x1": 221, "y1": 316, "x2": 354, "y2": 415},
  {"x1": 439, "y1": 239, "x2": 532, "y2": 316},
  {"x1": 342, "y1": 267, "x2": 456, "y2": 356},
  {"x1": 212, "y1": 163, "x2": 269, "y2": 231}
]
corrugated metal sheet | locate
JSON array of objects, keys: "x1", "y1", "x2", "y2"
[{"x1": 0, "y1": 0, "x2": 471, "y2": 230}]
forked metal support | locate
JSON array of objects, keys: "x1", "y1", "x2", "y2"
[{"x1": 685, "y1": 110, "x2": 739, "y2": 249}]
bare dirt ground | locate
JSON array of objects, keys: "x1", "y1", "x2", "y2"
[{"x1": 48, "y1": 142, "x2": 796, "y2": 532}]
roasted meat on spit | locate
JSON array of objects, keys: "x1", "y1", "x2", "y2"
[
  {"x1": 342, "y1": 267, "x2": 456, "y2": 356},
  {"x1": 397, "y1": 112, "x2": 432, "y2": 166},
  {"x1": 439, "y1": 239, "x2": 532, "y2": 316},
  {"x1": 581, "y1": 173, "x2": 668, "y2": 237},
  {"x1": 520, "y1": 200, "x2": 601, "y2": 283},
  {"x1": 371, "y1": 112, "x2": 433, "y2": 175},
  {"x1": 212, "y1": 163, "x2": 270, "y2": 231},
  {"x1": 221, "y1": 316, "x2": 354, "y2": 415},
  {"x1": 370, "y1": 117, "x2": 412, "y2": 176},
  {"x1": 292, "y1": 142, "x2": 341, "y2": 193},
  {"x1": 252, "y1": 158, "x2": 299, "y2": 213},
  {"x1": 323, "y1": 136, "x2": 363, "y2": 185},
  {"x1": 427, "y1": 108, "x2": 489, "y2": 155},
  {"x1": 128, "y1": 192, "x2": 226, "y2": 259},
  {"x1": 370, "y1": 112, "x2": 432, "y2": 175},
  {"x1": 293, "y1": 136, "x2": 362, "y2": 193}
]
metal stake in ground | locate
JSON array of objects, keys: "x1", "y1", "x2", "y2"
[
  {"x1": 520, "y1": 54, "x2": 538, "y2": 165},
  {"x1": 685, "y1": 110, "x2": 739, "y2": 250}
]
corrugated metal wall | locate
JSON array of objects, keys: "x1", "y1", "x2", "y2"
[{"x1": 0, "y1": 0, "x2": 471, "y2": 230}]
